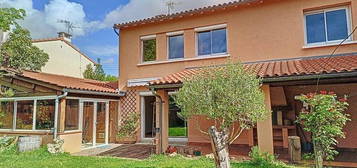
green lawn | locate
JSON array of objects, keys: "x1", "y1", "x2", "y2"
[
  {"x1": 169, "y1": 127, "x2": 187, "y2": 137},
  {"x1": 0, "y1": 147, "x2": 299, "y2": 168}
]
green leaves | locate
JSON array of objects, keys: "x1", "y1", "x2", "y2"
[
  {"x1": 83, "y1": 64, "x2": 117, "y2": 81},
  {"x1": 175, "y1": 62, "x2": 269, "y2": 131},
  {"x1": 296, "y1": 92, "x2": 350, "y2": 161},
  {"x1": 0, "y1": 8, "x2": 25, "y2": 32},
  {"x1": 0, "y1": 27, "x2": 49, "y2": 71}
]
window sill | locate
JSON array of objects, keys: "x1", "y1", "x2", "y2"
[
  {"x1": 303, "y1": 40, "x2": 357, "y2": 49},
  {"x1": 137, "y1": 54, "x2": 230, "y2": 66}
]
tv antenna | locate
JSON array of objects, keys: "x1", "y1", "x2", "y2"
[
  {"x1": 166, "y1": 0, "x2": 181, "y2": 15},
  {"x1": 57, "y1": 19, "x2": 80, "y2": 35}
]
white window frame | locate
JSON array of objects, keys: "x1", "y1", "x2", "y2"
[
  {"x1": 0, "y1": 97, "x2": 57, "y2": 132},
  {"x1": 303, "y1": 6, "x2": 352, "y2": 47},
  {"x1": 195, "y1": 24, "x2": 228, "y2": 57},
  {"x1": 140, "y1": 35, "x2": 157, "y2": 63},
  {"x1": 167, "y1": 31, "x2": 185, "y2": 60},
  {"x1": 63, "y1": 98, "x2": 82, "y2": 133}
]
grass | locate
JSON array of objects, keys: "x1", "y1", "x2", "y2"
[
  {"x1": 169, "y1": 127, "x2": 187, "y2": 137},
  {"x1": 0, "y1": 146, "x2": 301, "y2": 168}
]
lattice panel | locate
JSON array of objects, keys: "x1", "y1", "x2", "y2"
[{"x1": 119, "y1": 89, "x2": 137, "y2": 124}]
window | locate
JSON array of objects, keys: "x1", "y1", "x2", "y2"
[
  {"x1": 168, "y1": 35, "x2": 184, "y2": 59},
  {"x1": 36, "y1": 100, "x2": 55, "y2": 130},
  {"x1": 16, "y1": 100, "x2": 34, "y2": 130},
  {"x1": 142, "y1": 38, "x2": 156, "y2": 62},
  {"x1": 305, "y1": 7, "x2": 350, "y2": 45},
  {"x1": 197, "y1": 28, "x2": 227, "y2": 56},
  {"x1": 0, "y1": 101, "x2": 14, "y2": 129},
  {"x1": 65, "y1": 99, "x2": 79, "y2": 131}
]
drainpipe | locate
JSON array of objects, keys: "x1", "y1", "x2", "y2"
[
  {"x1": 150, "y1": 88, "x2": 163, "y2": 153},
  {"x1": 53, "y1": 92, "x2": 68, "y2": 139}
]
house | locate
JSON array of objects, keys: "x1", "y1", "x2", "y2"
[
  {"x1": 32, "y1": 32, "x2": 95, "y2": 78},
  {"x1": 0, "y1": 69, "x2": 123, "y2": 153},
  {"x1": 114, "y1": 0, "x2": 357, "y2": 156}
]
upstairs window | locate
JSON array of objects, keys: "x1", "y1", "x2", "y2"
[
  {"x1": 141, "y1": 36, "x2": 157, "y2": 62},
  {"x1": 197, "y1": 28, "x2": 227, "y2": 56},
  {"x1": 168, "y1": 34, "x2": 184, "y2": 59},
  {"x1": 305, "y1": 7, "x2": 350, "y2": 45}
]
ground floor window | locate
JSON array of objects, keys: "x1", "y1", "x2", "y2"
[
  {"x1": 36, "y1": 100, "x2": 55, "y2": 130},
  {"x1": 65, "y1": 99, "x2": 80, "y2": 131},
  {"x1": 0, "y1": 99, "x2": 56, "y2": 131},
  {"x1": 0, "y1": 101, "x2": 14, "y2": 129},
  {"x1": 168, "y1": 96, "x2": 187, "y2": 138},
  {"x1": 16, "y1": 100, "x2": 34, "y2": 130}
]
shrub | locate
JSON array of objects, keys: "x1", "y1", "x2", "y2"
[
  {"x1": 249, "y1": 146, "x2": 276, "y2": 166},
  {"x1": 117, "y1": 112, "x2": 140, "y2": 138}
]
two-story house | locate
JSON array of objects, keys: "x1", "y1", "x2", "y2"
[{"x1": 115, "y1": 0, "x2": 357, "y2": 156}]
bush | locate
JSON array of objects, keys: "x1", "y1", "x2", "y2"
[
  {"x1": 117, "y1": 112, "x2": 140, "y2": 138},
  {"x1": 244, "y1": 146, "x2": 294, "y2": 168},
  {"x1": 249, "y1": 146, "x2": 276, "y2": 166}
]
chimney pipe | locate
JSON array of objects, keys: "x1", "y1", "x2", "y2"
[{"x1": 58, "y1": 32, "x2": 72, "y2": 42}]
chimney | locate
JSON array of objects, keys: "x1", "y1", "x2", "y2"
[{"x1": 58, "y1": 32, "x2": 72, "y2": 42}]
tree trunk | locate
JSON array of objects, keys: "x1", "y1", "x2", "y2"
[
  {"x1": 313, "y1": 139, "x2": 323, "y2": 168},
  {"x1": 208, "y1": 126, "x2": 230, "y2": 168}
]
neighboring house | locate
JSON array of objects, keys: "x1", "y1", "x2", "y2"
[
  {"x1": 0, "y1": 69, "x2": 123, "y2": 153},
  {"x1": 114, "y1": 0, "x2": 357, "y2": 155},
  {"x1": 32, "y1": 32, "x2": 95, "y2": 78}
]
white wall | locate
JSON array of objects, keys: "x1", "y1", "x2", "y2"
[{"x1": 33, "y1": 40, "x2": 94, "y2": 78}]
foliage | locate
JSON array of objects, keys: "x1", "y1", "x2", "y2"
[
  {"x1": 175, "y1": 62, "x2": 269, "y2": 141},
  {"x1": 302, "y1": 153, "x2": 314, "y2": 161},
  {"x1": 0, "y1": 87, "x2": 14, "y2": 97},
  {"x1": 0, "y1": 8, "x2": 25, "y2": 32},
  {"x1": 143, "y1": 39, "x2": 156, "y2": 62},
  {"x1": 242, "y1": 146, "x2": 297, "y2": 168},
  {"x1": 0, "y1": 136, "x2": 17, "y2": 153},
  {"x1": 117, "y1": 112, "x2": 140, "y2": 138},
  {"x1": 248, "y1": 146, "x2": 276, "y2": 166},
  {"x1": 47, "y1": 137, "x2": 64, "y2": 154},
  {"x1": 296, "y1": 91, "x2": 350, "y2": 167},
  {"x1": 83, "y1": 64, "x2": 117, "y2": 82},
  {"x1": 0, "y1": 25, "x2": 49, "y2": 71}
]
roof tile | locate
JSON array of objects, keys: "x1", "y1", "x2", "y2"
[
  {"x1": 150, "y1": 54, "x2": 357, "y2": 85},
  {"x1": 20, "y1": 71, "x2": 118, "y2": 93}
]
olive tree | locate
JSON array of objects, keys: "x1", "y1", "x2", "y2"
[
  {"x1": 175, "y1": 62, "x2": 269, "y2": 168},
  {"x1": 296, "y1": 91, "x2": 350, "y2": 168}
]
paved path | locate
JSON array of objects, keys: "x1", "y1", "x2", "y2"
[
  {"x1": 73, "y1": 144, "x2": 122, "y2": 156},
  {"x1": 98, "y1": 144, "x2": 155, "y2": 159}
]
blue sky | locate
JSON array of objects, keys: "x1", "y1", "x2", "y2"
[
  {"x1": 32, "y1": 0, "x2": 129, "y2": 76},
  {"x1": 1, "y1": 0, "x2": 232, "y2": 76}
]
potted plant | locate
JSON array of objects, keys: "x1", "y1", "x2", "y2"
[{"x1": 117, "y1": 112, "x2": 140, "y2": 144}]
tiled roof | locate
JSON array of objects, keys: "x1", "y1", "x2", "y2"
[
  {"x1": 32, "y1": 37, "x2": 96, "y2": 64},
  {"x1": 19, "y1": 71, "x2": 118, "y2": 93},
  {"x1": 114, "y1": 0, "x2": 260, "y2": 29},
  {"x1": 150, "y1": 54, "x2": 357, "y2": 85}
]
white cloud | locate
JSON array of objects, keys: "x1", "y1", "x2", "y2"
[
  {"x1": 102, "y1": 0, "x2": 235, "y2": 28},
  {"x1": 0, "y1": 0, "x2": 99, "y2": 39},
  {"x1": 85, "y1": 45, "x2": 118, "y2": 57}
]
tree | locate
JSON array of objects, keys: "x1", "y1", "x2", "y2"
[
  {"x1": 296, "y1": 91, "x2": 350, "y2": 168},
  {"x1": 0, "y1": 27, "x2": 49, "y2": 71},
  {"x1": 0, "y1": 8, "x2": 25, "y2": 32},
  {"x1": 175, "y1": 62, "x2": 269, "y2": 168},
  {"x1": 0, "y1": 8, "x2": 49, "y2": 71},
  {"x1": 83, "y1": 64, "x2": 95, "y2": 79},
  {"x1": 83, "y1": 63, "x2": 117, "y2": 82}
]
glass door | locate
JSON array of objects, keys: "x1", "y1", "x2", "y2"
[
  {"x1": 82, "y1": 102, "x2": 94, "y2": 148},
  {"x1": 95, "y1": 102, "x2": 107, "y2": 145}
]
